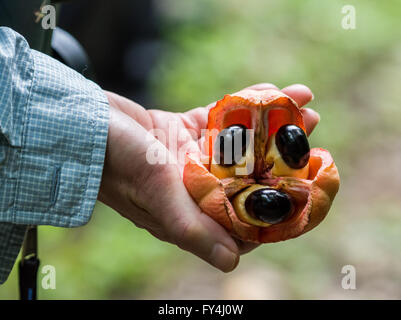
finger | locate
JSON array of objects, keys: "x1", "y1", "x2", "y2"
[
  {"x1": 145, "y1": 166, "x2": 240, "y2": 273},
  {"x1": 174, "y1": 212, "x2": 240, "y2": 272},
  {"x1": 301, "y1": 108, "x2": 320, "y2": 136},
  {"x1": 165, "y1": 205, "x2": 240, "y2": 272},
  {"x1": 235, "y1": 239, "x2": 261, "y2": 255},
  {"x1": 183, "y1": 106, "x2": 211, "y2": 132},
  {"x1": 244, "y1": 83, "x2": 279, "y2": 91},
  {"x1": 281, "y1": 84, "x2": 314, "y2": 108}
]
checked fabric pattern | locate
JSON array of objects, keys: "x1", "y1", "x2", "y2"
[{"x1": 0, "y1": 27, "x2": 109, "y2": 283}]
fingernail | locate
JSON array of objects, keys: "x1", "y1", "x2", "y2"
[{"x1": 209, "y1": 243, "x2": 239, "y2": 272}]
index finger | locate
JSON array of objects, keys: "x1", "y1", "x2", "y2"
[
  {"x1": 281, "y1": 84, "x2": 319, "y2": 136},
  {"x1": 281, "y1": 84, "x2": 314, "y2": 108}
]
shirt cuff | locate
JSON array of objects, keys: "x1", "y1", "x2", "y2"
[{"x1": 1, "y1": 48, "x2": 109, "y2": 227}]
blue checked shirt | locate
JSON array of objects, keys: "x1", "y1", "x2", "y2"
[{"x1": 0, "y1": 27, "x2": 109, "y2": 283}]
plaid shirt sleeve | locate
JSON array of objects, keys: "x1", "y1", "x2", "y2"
[{"x1": 0, "y1": 27, "x2": 109, "y2": 283}]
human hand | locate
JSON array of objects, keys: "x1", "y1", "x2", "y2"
[{"x1": 99, "y1": 83, "x2": 319, "y2": 272}]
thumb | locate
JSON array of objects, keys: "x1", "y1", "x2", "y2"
[
  {"x1": 171, "y1": 207, "x2": 240, "y2": 272},
  {"x1": 150, "y1": 167, "x2": 240, "y2": 272}
]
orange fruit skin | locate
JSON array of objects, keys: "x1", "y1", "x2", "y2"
[{"x1": 183, "y1": 90, "x2": 340, "y2": 243}]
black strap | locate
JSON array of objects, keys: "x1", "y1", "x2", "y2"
[{"x1": 19, "y1": 226, "x2": 40, "y2": 300}]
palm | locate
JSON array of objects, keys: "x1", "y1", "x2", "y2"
[{"x1": 147, "y1": 106, "x2": 209, "y2": 172}]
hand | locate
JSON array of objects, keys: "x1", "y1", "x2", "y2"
[{"x1": 98, "y1": 83, "x2": 319, "y2": 272}]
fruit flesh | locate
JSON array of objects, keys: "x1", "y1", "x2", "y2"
[
  {"x1": 210, "y1": 139, "x2": 255, "y2": 179},
  {"x1": 265, "y1": 133, "x2": 309, "y2": 179}
]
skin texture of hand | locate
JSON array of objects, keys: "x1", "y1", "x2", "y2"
[{"x1": 98, "y1": 83, "x2": 319, "y2": 272}]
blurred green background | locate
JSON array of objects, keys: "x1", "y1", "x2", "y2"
[{"x1": 2, "y1": 0, "x2": 401, "y2": 299}]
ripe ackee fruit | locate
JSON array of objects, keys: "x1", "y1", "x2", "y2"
[{"x1": 183, "y1": 89, "x2": 340, "y2": 243}]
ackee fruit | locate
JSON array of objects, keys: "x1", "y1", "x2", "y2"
[{"x1": 183, "y1": 89, "x2": 340, "y2": 243}]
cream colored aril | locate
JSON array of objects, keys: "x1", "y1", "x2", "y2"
[
  {"x1": 232, "y1": 184, "x2": 273, "y2": 227},
  {"x1": 265, "y1": 133, "x2": 309, "y2": 179},
  {"x1": 210, "y1": 141, "x2": 255, "y2": 179}
]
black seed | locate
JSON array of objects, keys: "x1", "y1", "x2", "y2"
[
  {"x1": 245, "y1": 188, "x2": 292, "y2": 224},
  {"x1": 214, "y1": 124, "x2": 248, "y2": 166},
  {"x1": 275, "y1": 124, "x2": 310, "y2": 169}
]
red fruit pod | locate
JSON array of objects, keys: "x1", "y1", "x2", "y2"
[{"x1": 183, "y1": 89, "x2": 340, "y2": 243}]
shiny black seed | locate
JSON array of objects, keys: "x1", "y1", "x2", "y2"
[
  {"x1": 245, "y1": 188, "x2": 292, "y2": 224},
  {"x1": 214, "y1": 124, "x2": 248, "y2": 166},
  {"x1": 275, "y1": 124, "x2": 310, "y2": 169}
]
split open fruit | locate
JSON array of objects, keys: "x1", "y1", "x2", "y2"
[{"x1": 183, "y1": 89, "x2": 340, "y2": 243}]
